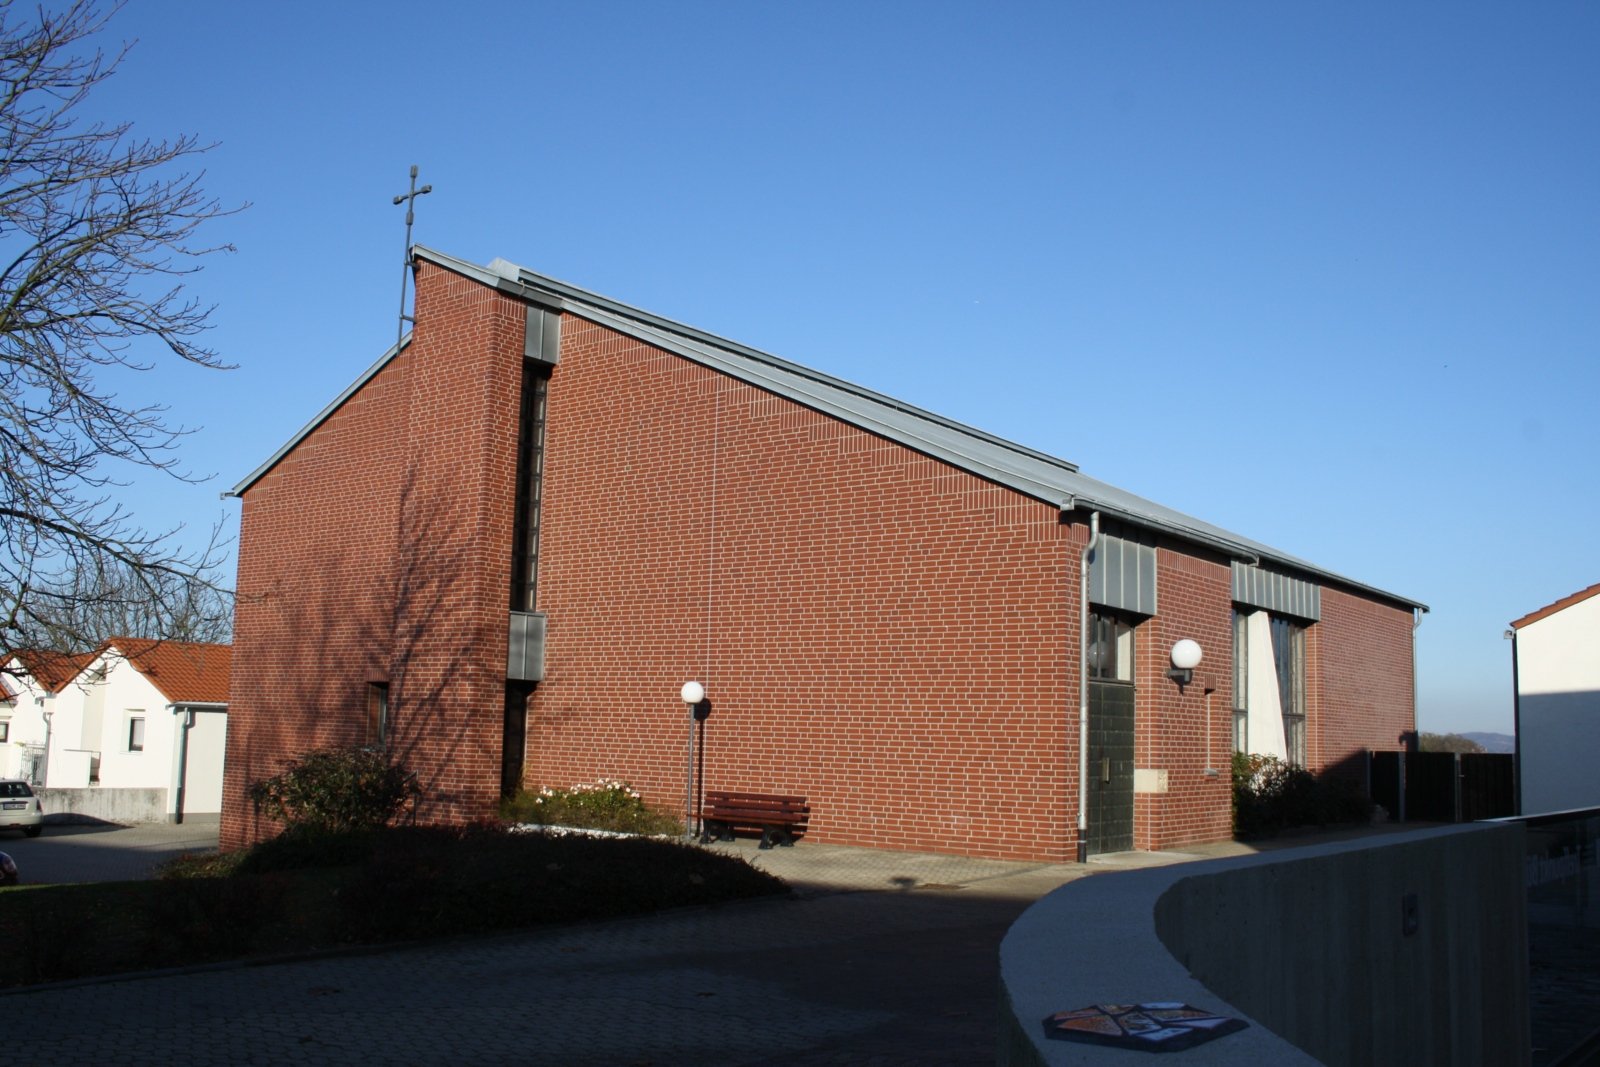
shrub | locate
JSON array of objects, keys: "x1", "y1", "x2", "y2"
[
  {"x1": 500, "y1": 778, "x2": 682, "y2": 835},
  {"x1": 248, "y1": 747, "x2": 419, "y2": 834},
  {"x1": 1232, "y1": 752, "x2": 1372, "y2": 838},
  {"x1": 159, "y1": 849, "x2": 247, "y2": 879}
]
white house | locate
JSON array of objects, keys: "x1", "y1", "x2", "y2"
[
  {"x1": 1510, "y1": 582, "x2": 1600, "y2": 816},
  {"x1": 0, "y1": 640, "x2": 230, "y2": 822},
  {"x1": 0, "y1": 649, "x2": 96, "y2": 784}
]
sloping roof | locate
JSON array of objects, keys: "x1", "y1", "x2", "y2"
[
  {"x1": 104, "y1": 639, "x2": 231, "y2": 705},
  {"x1": 230, "y1": 246, "x2": 1426, "y2": 612},
  {"x1": 5, "y1": 649, "x2": 99, "y2": 693},
  {"x1": 1509, "y1": 582, "x2": 1600, "y2": 631}
]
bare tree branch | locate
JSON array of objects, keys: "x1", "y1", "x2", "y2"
[{"x1": 0, "y1": 0, "x2": 241, "y2": 661}]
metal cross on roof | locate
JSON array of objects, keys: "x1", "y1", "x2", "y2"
[{"x1": 393, "y1": 164, "x2": 433, "y2": 348}]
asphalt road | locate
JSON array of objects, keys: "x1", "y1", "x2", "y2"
[{"x1": 0, "y1": 819, "x2": 221, "y2": 884}]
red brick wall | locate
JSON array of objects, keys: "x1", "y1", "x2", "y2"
[
  {"x1": 527, "y1": 315, "x2": 1077, "y2": 860},
  {"x1": 223, "y1": 262, "x2": 528, "y2": 848},
  {"x1": 224, "y1": 259, "x2": 1417, "y2": 859},
  {"x1": 1312, "y1": 586, "x2": 1418, "y2": 779},
  {"x1": 1131, "y1": 547, "x2": 1237, "y2": 850}
]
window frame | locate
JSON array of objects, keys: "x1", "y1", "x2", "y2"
[
  {"x1": 1232, "y1": 610, "x2": 1248, "y2": 753},
  {"x1": 1232, "y1": 609, "x2": 1309, "y2": 765},
  {"x1": 127, "y1": 714, "x2": 145, "y2": 752},
  {"x1": 509, "y1": 362, "x2": 551, "y2": 613},
  {"x1": 1087, "y1": 608, "x2": 1136, "y2": 684},
  {"x1": 1272, "y1": 615, "x2": 1307, "y2": 767},
  {"x1": 367, "y1": 682, "x2": 389, "y2": 748}
]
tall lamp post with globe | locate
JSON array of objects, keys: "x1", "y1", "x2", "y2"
[{"x1": 680, "y1": 681, "x2": 707, "y2": 838}]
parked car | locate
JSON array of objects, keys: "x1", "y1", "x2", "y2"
[{"x1": 0, "y1": 779, "x2": 43, "y2": 837}]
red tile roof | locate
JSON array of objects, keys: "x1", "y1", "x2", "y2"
[
  {"x1": 104, "y1": 639, "x2": 232, "y2": 705},
  {"x1": 1510, "y1": 582, "x2": 1600, "y2": 631},
  {"x1": 6, "y1": 649, "x2": 99, "y2": 693}
]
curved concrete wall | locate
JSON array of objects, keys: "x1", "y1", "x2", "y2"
[{"x1": 1000, "y1": 825, "x2": 1528, "y2": 1066}]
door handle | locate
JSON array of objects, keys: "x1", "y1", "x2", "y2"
[{"x1": 1102, "y1": 756, "x2": 1111, "y2": 783}]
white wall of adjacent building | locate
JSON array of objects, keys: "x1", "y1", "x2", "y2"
[{"x1": 1518, "y1": 591, "x2": 1600, "y2": 816}]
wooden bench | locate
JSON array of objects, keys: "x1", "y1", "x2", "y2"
[{"x1": 700, "y1": 790, "x2": 809, "y2": 849}]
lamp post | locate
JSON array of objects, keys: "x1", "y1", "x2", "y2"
[{"x1": 680, "y1": 681, "x2": 705, "y2": 838}]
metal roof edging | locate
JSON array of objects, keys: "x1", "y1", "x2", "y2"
[{"x1": 417, "y1": 246, "x2": 1080, "y2": 476}]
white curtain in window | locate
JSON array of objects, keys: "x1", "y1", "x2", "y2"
[{"x1": 1244, "y1": 610, "x2": 1288, "y2": 759}]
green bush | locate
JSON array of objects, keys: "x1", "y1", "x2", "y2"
[
  {"x1": 1232, "y1": 752, "x2": 1371, "y2": 838},
  {"x1": 247, "y1": 747, "x2": 419, "y2": 834},
  {"x1": 500, "y1": 778, "x2": 682, "y2": 835}
]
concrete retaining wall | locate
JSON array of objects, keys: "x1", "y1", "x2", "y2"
[
  {"x1": 39, "y1": 787, "x2": 170, "y2": 825},
  {"x1": 1000, "y1": 825, "x2": 1529, "y2": 1066}
]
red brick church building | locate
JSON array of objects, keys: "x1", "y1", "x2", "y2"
[{"x1": 221, "y1": 247, "x2": 1424, "y2": 860}]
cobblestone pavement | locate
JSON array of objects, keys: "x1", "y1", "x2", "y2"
[
  {"x1": 4, "y1": 832, "x2": 1180, "y2": 1067},
  {"x1": 10, "y1": 825, "x2": 1577, "y2": 1066}
]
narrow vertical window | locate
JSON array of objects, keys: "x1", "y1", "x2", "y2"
[
  {"x1": 367, "y1": 682, "x2": 389, "y2": 747},
  {"x1": 510, "y1": 362, "x2": 550, "y2": 612},
  {"x1": 128, "y1": 715, "x2": 145, "y2": 752},
  {"x1": 1232, "y1": 610, "x2": 1248, "y2": 752}
]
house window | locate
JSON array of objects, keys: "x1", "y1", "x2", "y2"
[
  {"x1": 1232, "y1": 610, "x2": 1307, "y2": 765},
  {"x1": 1272, "y1": 615, "x2": 1307, "y2": 766},
  {"x1": 510, "y1": 362, "x2": 551, "y2": 612},
  {"x1": 367, "y1": 683, "x2": 389, "y2": 747},
  {"x1": 0, "y1": 719, "x2": 8, "y2": 743},
  {"x1": 1087, "y1": 610, "x2": 1135, "y2": 683},
  {"x1": 128, "y1": 715, "x2": 145, "y2": 752}
]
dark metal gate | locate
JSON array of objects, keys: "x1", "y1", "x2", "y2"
[{"x1": 1369, "y1": 750, "x2": 1515, "y2": 823}]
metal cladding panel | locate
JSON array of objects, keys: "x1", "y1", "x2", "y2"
[
  {"x1": 1089, "y1": 530, "x2": 1157, "y2": 616},
  {"x1": 507, "y1": 611, "x2": 546, "y2": 682},
  {"x1": 1232, "y1": 563, "x2": 1321, "y2": 621},
  {"x1": 525, "y1": 307, "x2": 561, "y2": 365}
]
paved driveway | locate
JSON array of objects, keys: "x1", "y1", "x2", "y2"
[
  {"x1": 0, "y1": 819, "x2": 220, "y2": 884},
  {"x1": 0, "y1": 835, "x2": 1126, "y2": 1066},
  {"x1": 0, "y1": 832, "x2": 1263, "y2": 1065}
]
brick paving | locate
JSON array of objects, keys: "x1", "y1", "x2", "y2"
[
  {"x1": 6, "y1": 828, "x2": 1110, "y2": 1066},
  {"x1": 4, "y1": 823, "x2": 1586, "y2": 1065}
]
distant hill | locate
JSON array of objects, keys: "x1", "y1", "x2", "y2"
[{"x1": 1462, "y1": 732, "x2": 1514, "y2": 754}]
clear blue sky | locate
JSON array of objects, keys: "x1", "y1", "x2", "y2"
[{"x1": 85, "y1": 1, "x2": 1597, "y2": 735}]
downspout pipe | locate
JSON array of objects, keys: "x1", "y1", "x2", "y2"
[
  {"x1": 171, "y1": 704, "x2": 192, "y2": 824},
  {"x1": 1508, "y1": 626, "x2": 1522, "y2": 816},
  {"x1": 1076, "y1": 511, "x2": 1100, "y2": 863}
]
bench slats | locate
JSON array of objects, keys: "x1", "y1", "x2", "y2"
[{"x1": 700, "y1": 790, "x2": 809, "y2": 849}]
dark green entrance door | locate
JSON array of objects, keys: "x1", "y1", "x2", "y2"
[{"x1": 1087, "y1": 681, "x2": 1135, "y2": 855}]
